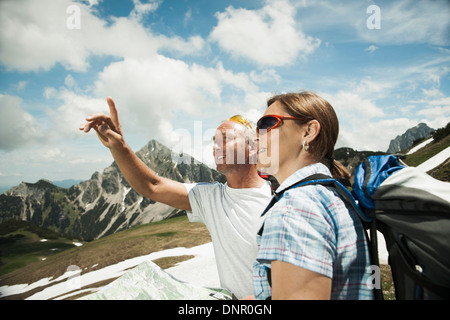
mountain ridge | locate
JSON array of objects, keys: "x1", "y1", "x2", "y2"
[
  {"x1": 0, "y1": 140, "x2": 225, "y2": 241},
  {"x1": 387, "y1": 123, "x2": 434, "y2": 153}
]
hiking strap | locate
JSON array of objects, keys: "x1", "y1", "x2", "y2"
[
  {"x1": 258, "y1": 174, "x2": 371, "y2": 237},
  {"x1": 369, "y1": 220, "x2": 384, "y2": 300}
]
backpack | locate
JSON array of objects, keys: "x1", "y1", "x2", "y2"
[
  {"x1": 258, "y1": 155, "x2": 450, "y2": 300},
  {"x1": 353, "y1": 155, "x2": 450, "y2": 300}
]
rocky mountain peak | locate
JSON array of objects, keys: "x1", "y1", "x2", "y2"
[
  {"x1": 387, "y1": 123, "x2": 434, "y2": 153},
  {"x1": 0, "y1": 140, "x2": 225, "y2": 241},
  {"x1": 4, "y1": 179, "x2": 62, "y2": 201}
]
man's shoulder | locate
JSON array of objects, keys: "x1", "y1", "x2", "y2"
[
  {"x1": 185, "y1": 181, "x2": 224, "y2": 195},
  {"x1": 192, "y1": 181, "x2": 223, "y2": 189}
]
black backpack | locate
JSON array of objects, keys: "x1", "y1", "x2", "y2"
[
  {"x1": 353, "y1": 155, "x2": 450, "y2": 300},
  {"x1": 258, "y1": 155, "x2": 450, "y2": 300}
]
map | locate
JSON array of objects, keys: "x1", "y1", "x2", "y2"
[{"x1": 82, "y1": 260, "x2": 232, "y2": 300}]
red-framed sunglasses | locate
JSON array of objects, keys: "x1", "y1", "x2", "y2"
[{"x1": 256, "y1": 115, "x2": 307, "y2": 133}]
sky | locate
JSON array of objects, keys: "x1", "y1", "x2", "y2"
[{"x1": 0, "y1": 0, "x2": 449, "y2": 191}]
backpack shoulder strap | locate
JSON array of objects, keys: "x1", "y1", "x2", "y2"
[
  {"x1": 258, "y1": 174, "x2": 371, "y2": 236},
  {"x1": 259, "y1": 173, "x2": 330, "y2": 217}
]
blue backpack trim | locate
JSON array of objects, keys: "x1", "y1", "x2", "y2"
[{"x1": 353, "y1": 155, "x2": 405, "y2": 209}]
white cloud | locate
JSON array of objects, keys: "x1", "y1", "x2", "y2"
[
  {"x1": 184, "y1": 8, "x2": 193, "y2": 27},
  {"x1": 91, "y1": 56, "x2": 267, "y2": 132},
  {"x1": 412, "y1": 94, "x2": 450, "y2": 129},
  {"x1": 14, "y1": 81, "x2": 28, "y2": 91},
  {"x1": 93, "y1": 57, "x2": 220, "y2": 127},
  {"x1": 357, "y1": 0, "x2": 450, "y2": 46},
  {"x1": 371, "y1": 0, "x2": 449, "y2": 45},
  {"x1": 364, "y1": 45, "x2": 378, "y2": 53},
  {"x1": 209, "y1": 0, "x2": 320, "y2": 66},
  {"x1": 0, "y1": 0, "x2": 270, "y2": 166},
  {"x1": 299, "y1": 0, "x2": 450, "y2": 46},
  {"x1": 323, "y1": 89, "x2": 406, "y2": 152},
  {"x1": 324, "y1": 78, "x2": 450, "y2": 152},
  {"x1": 325, "y1": 90, "x2": 385, "y2": 123},
  {"x1": 130, "y1": 0, "x2": 162, "y2": 20},
  {"x1": 250, "y1": 69, "x2": 281, "y2": 84},
  {"x1": 0, "y1": 0, "x2": 104, "y2": 72},
  {"x1": 0, "y1": 0, "x2": 206, "y2": 72},
  {"x1": 336, "y1": 117, "x2": 419, "y2": 152},
  {"x1": 0, "y1": 94, "x2": 44, "y2": 151},
  {"x1": 399, "y1": 104, "x2": 416, "y2": 114},
  {"x1": 45, "y1": 89, "x2": 108, "y2": 139},
  {"x1": 422, "y1": 88, "x2": 445, "y2": 99},
  {"x1": 64, "y1": 74, "x2": 77, "y2": 88},
  {"x1": 417, "y1": 105, "x2": 450, "y2": 118}
]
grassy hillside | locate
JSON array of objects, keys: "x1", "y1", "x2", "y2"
[
  {"x1": 0, "y1": 220, "x2": 79, "y2": 276},
  {"x1": 403, "y1": 134, "x2": 450, "y2": 181},
  {"x1": 0, "y1": 215, "x2": 211, "y2": 299}
]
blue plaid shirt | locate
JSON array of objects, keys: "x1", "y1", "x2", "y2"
[{"x1": 253, "y1": 163, "x2": 374, "y2": 300}]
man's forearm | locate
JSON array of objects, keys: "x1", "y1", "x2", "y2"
[
  {"x1": 107, "y1": 142, "x2": 191, "y2": 211},
  {"x1": 109, "y1": 143, "x2": 160, "y2": 199}
]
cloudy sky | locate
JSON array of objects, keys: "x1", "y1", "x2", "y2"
[{"x1": 0, "y1": 0, "x2": 449, "y2": 191}]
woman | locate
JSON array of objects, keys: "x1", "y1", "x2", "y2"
[{"x1": 253, "y1": 91, "x2": 374, "y2": 300}]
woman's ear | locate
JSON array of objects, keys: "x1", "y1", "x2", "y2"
[{"x1": 304, "y1": 120, "x2": 320, "y2": 142}]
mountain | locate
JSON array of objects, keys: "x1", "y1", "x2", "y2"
[
  {"x1": 53, "y1": 179, "x2": 83, "y2": 189},
  {"x1": 0, "y1": 140, "x2": 225, "y2": 241},
  {"x1": 387, "y1": 123, "x2": 434, "y2": 153}
]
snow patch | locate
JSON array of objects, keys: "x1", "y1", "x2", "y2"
[
  {"x1": 0, "y1": 242, "x2": 219, "y2": 300},
  {"x1": 407, "y1": 137, "x2": 434, "y2": 155},
  {"x1": 417, "y1": 146, "x2": 450, "y2": 172}
]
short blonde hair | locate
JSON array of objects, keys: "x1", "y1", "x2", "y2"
[{"x1": 226, "y1": 115, "x2": 257, "y2": 147}]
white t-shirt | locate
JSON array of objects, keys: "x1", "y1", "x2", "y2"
[{"x1": 184, "y1": 181, "x2": 272, "y2": 299}]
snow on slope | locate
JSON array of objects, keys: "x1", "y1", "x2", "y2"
[
  {"x1": 407, "y1": 138, "x2": 434, "y2": 155},
  {"x1": 417, "y1": 146, "x2": 450, "y2": 172},
  {"x1": 0, "y1": 242, "x2": 219, "y2": 300}
]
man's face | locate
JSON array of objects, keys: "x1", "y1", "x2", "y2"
[{"x1": 213, "y1": 121, "x2": 249, "y2": 173}]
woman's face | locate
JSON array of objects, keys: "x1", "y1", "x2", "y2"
[{"x1": 257, "y1": 101, "x2": 305, "y2": 182}]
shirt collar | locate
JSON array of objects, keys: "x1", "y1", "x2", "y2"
[{"x1": 276, "y1": 162, "x2": 332, "y2": 193}]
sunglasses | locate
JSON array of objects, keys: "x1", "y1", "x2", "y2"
[{"x1": 256, "y1": 115, "x2": 307, "y2": 133}]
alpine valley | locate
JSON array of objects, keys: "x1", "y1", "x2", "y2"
[{"x1": 0, "y1": 140, "x2": 225, "y2": 241}]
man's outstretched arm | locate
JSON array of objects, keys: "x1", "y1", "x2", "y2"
[{"x1": 79, "y1": 97, "x2": 191, "y2": 211}]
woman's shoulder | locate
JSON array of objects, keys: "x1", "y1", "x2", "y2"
[{"x1": 282, "y1": 182, "x2": 337, "y2": 207}]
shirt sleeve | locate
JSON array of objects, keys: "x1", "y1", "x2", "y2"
[
  {"x1": 183, "y1": 182, "x2": 209, "y2": 223},
  {"x1": 256, "y1": 188, "x2": 337, "y2": 279}
]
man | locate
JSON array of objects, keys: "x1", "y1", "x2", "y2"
[{"x1": 79, "y1": 97, "x2": 272, "y2": 299}]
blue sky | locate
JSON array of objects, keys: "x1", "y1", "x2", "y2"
[{"x1": 0, "y1": 0, "x2": 449, "y2": 191}]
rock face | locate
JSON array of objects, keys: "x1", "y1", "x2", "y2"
[
  {"x1": 387, "y1": 123, "x2": 434, "y2": 154},
  {"x1": 0, "y1": 140, "x2": 225, "y2": 241}
]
